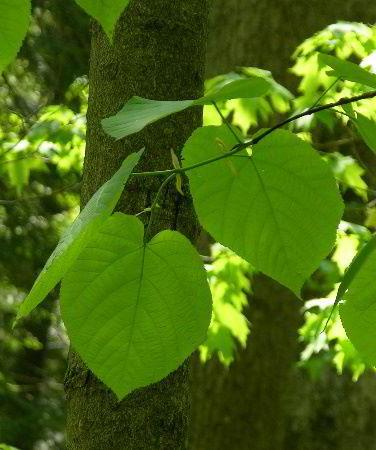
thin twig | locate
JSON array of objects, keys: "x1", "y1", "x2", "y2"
[
  {"x1": 132, "y1": 90, "x2": 376, "y2": 178},
  {"x1": 212, "y1": 101, "x2": 242, "y2": 144},
  {"x1": 310, "y1": 77, "x2": 341, "y2": 109}
]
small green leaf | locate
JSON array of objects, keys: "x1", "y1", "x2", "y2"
[
  {"x1": 61, "y1": 213, "x2": 212, "y2": 399},
  {"x1": 318, "y1": 53, "x2": 376, "y2": 89},
  {"x1": 0, "y1": 0, "x2": 31, "y2": 73},
  {"x1": 16, "y1": 150, "x2": 143, "y2": 321},
  {"x1": 75, "y1": 0, "x2": 130, "y2": 41},
  {"x1": 102, "y1": 78, "x2": 270, "y2": 139},
  {"x1": 102, "y1": 97, "x2": 194, "y2": 140},
  {"x1": 353, "y1": 113, "x2": 376, "y2": 154},
  {"x1": 183, "y1": 126, "x2": 343, "y2": 295},
  {"x1": 339, "y1": 235, "x2": 376, "y2": 365},
  {"x1": 6, "y1": 156, "x2": 30, "y2": 195},
  {"x1": 197, "y1": 78, "x2": 270, "y2": 104}
]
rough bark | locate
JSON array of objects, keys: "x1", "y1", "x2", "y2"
[
  {"x1": 64, "y1": 2, "x2": 209, "y2": 449},
  {"x1": 190, "y1": 2, "x2": 376, "y2": 450},
  {"x1": 206, "y1": 0, "x2": 376, "y2": 87},
  {"x1": 190, "y1": 274, "x2": 301, "y2": 450}
]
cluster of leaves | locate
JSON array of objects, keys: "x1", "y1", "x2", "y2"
[
  {"x1": 200, "y1": 244, "x2": 251, "y2": 365},
  {"x1": 0, "y1": 67, "x2": 87, "y2": 447},
  {"x1": 18, "y1": 56, "x2": 371, "y2": 399},
  {"x1": 4, "y1": 2, "x2": 376, "y2": 403}
]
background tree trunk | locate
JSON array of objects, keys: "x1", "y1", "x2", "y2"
[
  {"x1": 206, "y1": 0, "x2": 376, "y2": 87},
  {"x1": 64, "y1": 2, "x2": 209, "y2": 448},
  {"x1": 190, "y1": 2, "x2": 376, "y2": 450}
]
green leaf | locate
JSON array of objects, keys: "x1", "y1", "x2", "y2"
[
  {"x1": 353, "y1": 113, "x2": 376, "y2": 154},
  {"x1": 74, "y1": 0, "x2": 130, "y2": 41},
  {"x1": 102, "y1": 97, "x2": 194, "y2": 140},
  {"x1": 183, "y1": 126, "x2": 343, "y2": 295},
  {"x1": 339, "y1": 235, "x2": 376, "y2": 365},
  {"x1": 0, "y1": 0, "x2": 31, "y2": 73},
  {"x1": 60, "y1": 213, "x2": 212, "y2": 399},
  {"x1": 197, "y1": 78, "x2": 270, "y2": 104},
  {"x1": 16, "y1": 150, "x2": 143, "y2": 321},
  {"x1": 102, "y1": 78, "x2": 270, "y2": 139},
  {"x1": 6, "y1": 156, "x2": 30, "y2": 196},
  {"x1": 318, "y1": 53, "x2": 376, "y2": 89}
]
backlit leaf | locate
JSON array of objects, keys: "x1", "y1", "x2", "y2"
[
  {"x1": 61, "y1": 213, "x2": 212, "y2": 399},
  {"x1": 339, "y1": 235, "x2": 376, "y2": 365},
  {"x1": 16, "y1": 150, "x2": 143, "y2": 320},
  {"x1": 183, "y1": 126, "x2": 343, "y2": 295},
  {"x1": 75, "y1": 0, "x2": 130, "y2": 41},
  {"x1": 0, "y1": 0, "x2": 31, "y2": 73},
  {"x1": 353, "y1": 113, "x2": 376, "y2": 154},
  {"x1": 319, "y1": 53, "x2": 376, "y2": 89},
  {"x1": 102, "y1": 78, "x2": 270, "y2": 139}
]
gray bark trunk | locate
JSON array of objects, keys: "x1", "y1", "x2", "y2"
[{"x1": 64, "y1": 2, "x2": 209, "y2": 448}]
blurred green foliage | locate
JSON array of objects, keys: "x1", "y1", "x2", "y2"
[{"x1": 2, "y1": 5, "x2": 376, "y2": 447}]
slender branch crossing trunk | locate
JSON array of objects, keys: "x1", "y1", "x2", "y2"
[{"x1": 64, "y1": 2, "x2": 209, "y2": 448}]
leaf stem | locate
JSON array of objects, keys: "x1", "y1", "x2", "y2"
[
  {"x1": 212, "y1": 101, "x2": 243, "y2": 144},
  {"x1": 144, "y1": 173, "x2": 177, "y2": 242}
]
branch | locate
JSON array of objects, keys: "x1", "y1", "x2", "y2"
[{"x1": 132, "y1": 90, "x2": 376, "y2": 178}]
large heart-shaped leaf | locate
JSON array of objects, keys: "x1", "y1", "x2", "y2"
[
  {"x1": 0, "y1": 0, "x2": 31, "y2": 73},
  {"x1": 75, "y1": 0, "x2": 130, "y2": 41},
  {"x1": 16, "y1": 150, "x2": 143, "y2": 321},
  {"x1": 319, "y1": 53, "x2": 376, "y2": 89},
  {"x1": 102, "y1": 77, "x2": 270, "y2": 139},
  {"x1": 60, "y1": 213, "x2": 212, "y2": 399},
  {"x1": 339, "y1": 235, "x2": 376, "y2": 365},
  {"x1": 183, "y1": 126, "x2": 343, "y2": 295}
]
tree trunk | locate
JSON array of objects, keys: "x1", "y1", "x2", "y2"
[
  {"x1": 64, "y1": 2, "x2": 209, "y2": 448},
  {"x1": 190, "y1": 274, "x2": 301, "y2": 450},
  {"x1": 206, "y1": 0, "x2": 376, "y2": 87},
  {"x1": 190, "y1": 2, "x2": 376, "y2": 450}
]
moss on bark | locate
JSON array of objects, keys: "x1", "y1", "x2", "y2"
[{"x1": 64, "y1": 2, "x2": 209, "y2": 448}]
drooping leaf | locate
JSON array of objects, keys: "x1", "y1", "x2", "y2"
[
  {"x1": 353, "y1": 113, "x2": 376, "y2": 154},
  {"x1": 0, "y1": 0, "x2": 31, "y2": 73},
  {"x1": 60, "y1": 213, "x2": 212, "y2": 399},
  {"x1": 339, "y1": 235, "x2": 376, "y2": 365},
  {"x1": 102, "y1": 78, "x2": 270, "y2": 139},
  {"x1": 74, "y1": 0, "x2": 130, "y2": 41},
  {"x1": 318, "y1": 53, "x2": 376, "y2": 89},
  {"x1": 16, "y1": 150, "x2": 143, "y2": 321},
  {"x1": 183, "y1": 126, "x2": 343, "y2": 295}
]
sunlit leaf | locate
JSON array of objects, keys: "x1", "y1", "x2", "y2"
[
  {"x1": 61, "y1": 213, "x2": 212, "y2": 399},
  {"x1": 353, "y1": 113, "x2": 376, "y2": 154},
  {"x1": 319, "y1": 53, "x2": 376, "y2": 89},
  {"x1": 75, "y1": 0, "x2": 130, "y2": 41},
  {"x1": 183, "y1": 126, "x2": 343, "y2": 295},
  {"x1": 102, "y1": 78, "x2": 270, "y2": 139},
  {"x1": 339, "y1": 235, "x2": 376, "y2": 365},
  {"x1": 16, "y1": 150, "x2": 143, "y2": 320},
  {"x1": 0, "y1": 0, "x2": 31, "y2": 73}
]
